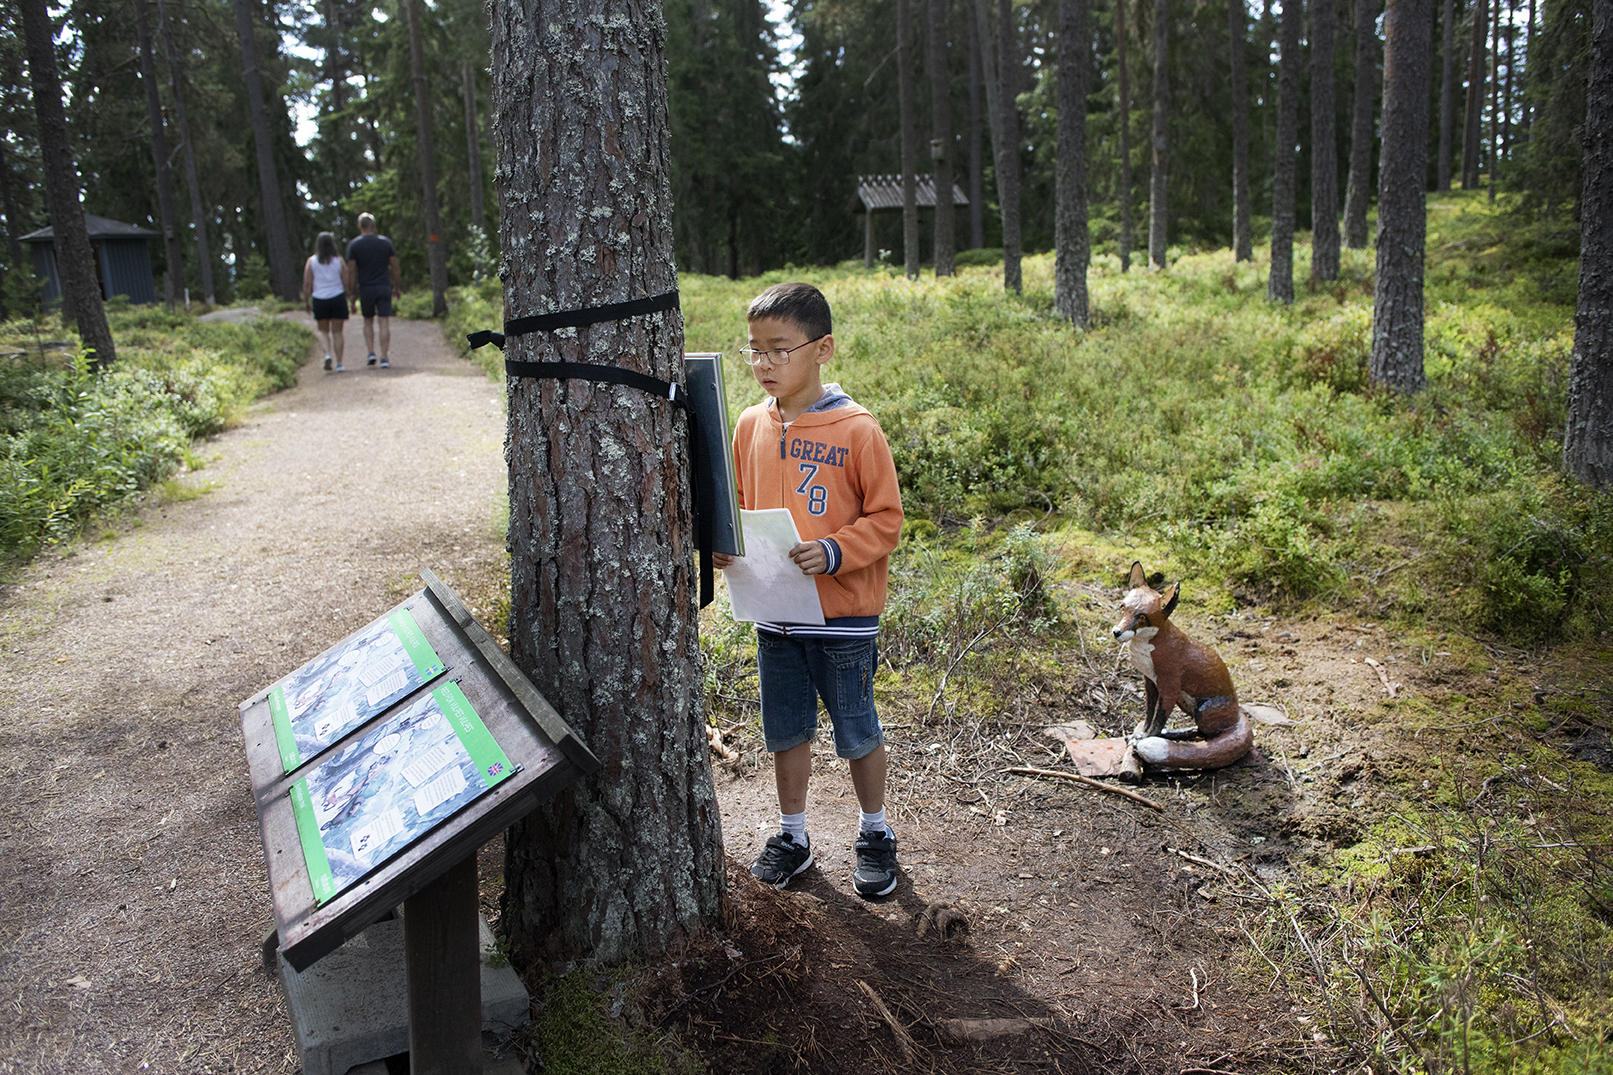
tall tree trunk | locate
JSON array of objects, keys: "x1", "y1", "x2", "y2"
[
  {"x1": 898, "y1": 0, "x2": 920, "y2": 278},
  {"x1": 1229, "y1": 0, "x2": 1253, "y2": 261},
  {"x1": 156, "y1": 0, "x2": 215, "y2": 304},
  {"x1": 20, "y1": 0, "x2": 116, "y2": 369},
  {"x1": 1503, "y1": 1, "x2": 1514, "y2": 158},
  {"x1": 1311, "y1": 0, "x2": 1341, "y2": 280},
  {"x1": 1343, "y1": 0, "x2": 1378, "y2": 247},
  {"x1": 0, "y1": 138, "x2": 22, "y2": 321},
  {"x1": 233, "y1": 0, "x2": 298, "y2": 300},
  {"x1": 1055, "y1": 0, "x2": 1090, "y2": 324},
  {"x1": 406, "y1": 0, "x2": 449, "y2": 316},
  {"x1": 463, "y1": 58, "x2": 488, "y2": 251},
  {"x1": 1370, "y1": 0, "x2": 1433, "y2": 392},
  {"x1": 971, "y1": 0, "x2": 1022, "y2": 291},
  {"x1": 1116, "y1": 0, "x2": 1134, "y2": 270},
  {"x1": 325, "y1": 0, "x2": 349, "y2": 206},
  {"x1": 997, "y1": 0, "x2": 1023, "y2": 289},
  {"x1": 1563, "y1": 0, "x2": 1613, "y2": 487},
  {"x1": 490, "y1": 0, "x2": 723, "y2": 966},
  {"x1": 1147, "y1": 0, "x2": 1168, "y2": 269},
  {"x1": 1520, "y1": 0, "x2": 1533, "y2": 137},
  {"x1": 1268, "y1": 0, "x2": 1302, "y2": 302},
  {"x1": 1438, "y1": 0, "x2": 1455, "y2": 187},
  {"x1": 929, "y1": 0, "x2": 955, "y2": 276},
  {"x1": 968, "y1": 16, "x2": 985, "y2": 249},
  {"x1": 133, "y1": 0, "x2": 184, "y2": 307},
  {"x1": 1489, "y1": 0, "x2": 1500, "y2": 198},
  {"x1": 1461, "y1": 0, "x2": 1487, "y2": 188}
]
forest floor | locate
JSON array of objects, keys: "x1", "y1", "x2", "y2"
[{"x1": 0, "y1": 317, "x2": 1600, "y2": 1074}]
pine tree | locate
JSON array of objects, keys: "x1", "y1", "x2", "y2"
[
  {"x1": 1311, "y1": 0, "x2": 1341, "y2": 280},
  {"x1": 1268, "y1": 0, "x2": 1302, "y2": 302},
  {"x1": 1147, "y1": 0, "x2": 1168, "y2": 269},
  {"x1": 1343, "y1": 0, "x2": 1377, "y2": 247},
  {"x1": 1563, "y1": 0, "x2": 1612, "y2": 486},
  {"x1": 1229, "y1": 0, "x2": 1253, "y2": 261},
  {"x1": 1056, "y1": 0, "x2": 1090, "y2": 323}
]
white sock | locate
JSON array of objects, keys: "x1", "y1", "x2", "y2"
[
  {"x1": 780, "y1": 811, "x2": 807, "y2": 844},
  {"x1": 859, "y1": 808, "x2": 889, "y2": 836}
]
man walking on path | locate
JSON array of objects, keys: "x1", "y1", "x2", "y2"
[{"x1": 345, "y1": 212, "x2": 403, "y2": 368}]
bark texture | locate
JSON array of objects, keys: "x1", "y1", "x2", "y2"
[
  {"x1": 133, "y1": 0, "x2": 184, "y2": 306},
  {"x1": 156, "y1": 0, "x2": 215, "y2": 304},
  {"x1": 1461, "y1": 0, "x2": 1487, "y2": 188},
  {"x1": 1116, "y1": 0, "x2": 1134, "y2": 270},
  {"x1": 1055, "y1": 0, "x2": 1090, "y2": 324},
  {"x1": 407, "y1": 0, "x2": 449, "y2": 315},
  {"x1": 1311, "y1": 0, "x2": 1341, "y2": 280},
  {"x1": 1229, "y1": 0, "x2": 1253, "y2": 262},
  {"x1": 929, "y1": 0, "x2": 955, "y2": 275},
  {"x1": 490, "y1": 0, "x2": 723, "y2": 965},
  {"x1": 1564, "y1": 0, "x2": 1613, "y2": 487},
  {"x1": 1370, "y1": 0, "x2": 1433, "y2": 393},
  {"x1": 972, "y1": 0, "x2": 1023, "y2": 290},
  {"x1": 1438, "y1": 0, "x2": 1454, "y2": 188},
  {"x1": 1147, "y1": 0, "x2": 1168, "y2": 269},
  {"x1": 898, "y1": 0, "x2": 920, "y2": 278},
  {"x1": 968, "y1": 25, "x2": 985, "y2": 249},
  {"x1": 233, "y1": 0, "x2": 298, "y2": 300},
  {"x1": 1268, "y1": 0, "x2": 1302, "y2": 303},
  {"x1": 1343, "y1": 0, "x2": 1378, "y2": 247},
  {"x1": 20, "y1": 0, "x2": 116, "y2": 369}
]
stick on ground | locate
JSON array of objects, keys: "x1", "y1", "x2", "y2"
[{"x1": 1004, "y1": 766, "x2": 1165, "y2": 811}]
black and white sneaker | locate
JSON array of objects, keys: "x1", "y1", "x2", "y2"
[
  {"x1": 750, "y1": 832, "x2": 813, "y2": 889},
  {"x1": 852, "y1": 828, "x2": 899, "y2": 898}
]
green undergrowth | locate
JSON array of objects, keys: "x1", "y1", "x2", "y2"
[
  {"x1": 519, "y1": 966, "x2": 701, "y2": 1075},
  {"x1": 0, "y1": 305, "x2": 311, "y2": 558}
]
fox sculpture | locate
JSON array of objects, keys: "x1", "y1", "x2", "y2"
[{"x1": 1111, "y1": 562, "x2": 1253, "y2": 771}]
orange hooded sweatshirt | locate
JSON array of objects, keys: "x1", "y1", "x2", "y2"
[{"x1": 732, "y1": 384, "x2": 903, "y2": 634}]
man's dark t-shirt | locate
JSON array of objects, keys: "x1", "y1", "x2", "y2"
[{"x1": 345, "y1": 234, "x2": 396, "y2": 292}]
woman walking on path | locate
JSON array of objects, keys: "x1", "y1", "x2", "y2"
[{"x1": 303, "y1": 232, "x2": 353, "y2": 372}]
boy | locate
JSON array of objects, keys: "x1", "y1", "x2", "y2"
[{"x1": 712, "y1": 282, "x2": 904, "y2": 898}]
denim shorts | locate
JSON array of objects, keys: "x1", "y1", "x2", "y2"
[{"x1": 756, "y1": 631, "x2": 882, "y2": 759}]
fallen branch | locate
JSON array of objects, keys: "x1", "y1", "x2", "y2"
[
  {"x1": 857, "y1": 979, "x2": 917, "y2": 1061},
  {"x1": 1004, "y1": 766, "x2": 1164, "y2": 812},
  {"x1": 1168, "y1": 846, "x2": 1239, "y2": 876}
]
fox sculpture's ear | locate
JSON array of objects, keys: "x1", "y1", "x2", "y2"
[
  {"x1": 1161, "y1": 582, "x2": 1180, "y2": 618},
  {"x1": 1127, "y1": 561, "x2": 1148, "y2": 589}
]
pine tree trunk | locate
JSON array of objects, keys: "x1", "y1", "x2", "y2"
[
  {"x1": 20, "y1": 0, "x2": 116, "y2": 369},
  {"x1": 1461, "y1": 0, "x2": 1487, "y2": 188},
  {"x1": 1311, "y1": 0, "x2": 1341, "y2": 280},
  {"x1": 1116, "y1": 0, "x2": 1134, "y2": 271},
  {"x1": 968, "y1": 20, "x2": 985, "y2": 249},
  {"x1": 898, "y1": 0, "x2": 920, "y2": 278},
  {"x1": 489, "y1": 0, "x2": 723, "y2": 966},
  {"x1": 1563, "y1": 0, "x2": 1613, "y2": 487},
  {"x1": 406, "y1": 0, "x2": 449, "y2": 316},
  {"x1": 234, "y1": 0, "x2": 298, "y2": 300},
  {"x1": 1488, "y1": 0, "x2": 1500, "y2": 198},
  {"x1": 1268, "y1": 0, "x2": 1302, "y2": 302},
  {"x1": 0, "y1": 137, "x2": 22, "y2": 320},
  {"x1": 1343, "y1": 0, "x2": 1378, "y2": 247},
  {"x1": 156, "y1": 0, "x2": 215, "y2": 305},
  {"x1": 929, "y1": 0, "x2": 955, "y2": 276},
  {"x1": 464, "y1": 59, "x2": 488, "y2": 243},
  {"x1": 1370, "y1": 0, "x2": 1432, "y2": 393},
  {"x1": 1438, "y1": 0, "x2": 1455, "y2": 188},
  {"x1": 133, "y1": 0, "x2": 184, "y2": 307},
  {"x1": 1229, "y1": 0, "x2": 1253, "y2": 262},
  {"x1": 1055, "y1": 0, "x2": 1090, "y2": 324},
  {"x1": 324, "y1": 0, "x2": 349, "y2": 204},
  {"x1": 997, "y1": 0, "x2": 1023, "y2": 290},
  {"x1": 1147, "y1": 0, "x2": 1169, "y2": 269}
]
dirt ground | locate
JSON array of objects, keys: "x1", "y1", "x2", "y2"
[{"x1": 0, "y1": 316, "x2": 1563, "y2": 1074}]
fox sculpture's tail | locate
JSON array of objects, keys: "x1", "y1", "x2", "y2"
[{"x1": 1112, "y1": 562, "x2": 1253, "y2": 772}]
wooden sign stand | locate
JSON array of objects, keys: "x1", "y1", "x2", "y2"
[{"x1": 240, "y1": 568, "x2": 599, "y2": 1073}]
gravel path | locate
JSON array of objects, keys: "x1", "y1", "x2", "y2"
[{"x1": 0, "y1": 314, "x2": 509, "y2": 1074}]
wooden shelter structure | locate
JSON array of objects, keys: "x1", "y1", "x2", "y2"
[
  {"x1": 853, "y1": 174, "x2": 969, "y2": 268},
  {"x1": 21, "y1": 213, "x2": 159, "y2": 306}
]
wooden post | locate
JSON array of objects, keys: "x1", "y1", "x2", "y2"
[
  {"x1": 864, "y1": 208, "x2": 875, "y2": 268},
  {"x1": 405, "y1": 854, "x2": 483, "y2": 1075}
]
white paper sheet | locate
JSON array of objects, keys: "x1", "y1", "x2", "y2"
[{"x1": 722, "y1": 508, "x2": 826, "y2": 624}]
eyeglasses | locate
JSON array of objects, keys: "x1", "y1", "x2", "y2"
[{"x1": 737, "y1": 334, "x2": 827, "y2": 366}]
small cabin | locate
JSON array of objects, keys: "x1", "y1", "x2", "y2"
[
  {"x1": 21, "y1": 214, "x2": 160, "y2": 306},
  {"x1": 852, "y1": 174, "x2": 970, "y2": 268}
]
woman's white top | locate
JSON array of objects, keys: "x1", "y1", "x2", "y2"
[{"x1": 309, "y1": 256, "x2": 345, "y2": 299}]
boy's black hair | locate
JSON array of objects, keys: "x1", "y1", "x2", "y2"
[{"x1": 747, "y1": 282, "x2": 831, "y2": 340}]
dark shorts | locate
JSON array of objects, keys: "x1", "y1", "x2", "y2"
[
  {"x1": 311, "y1": 295, "x2": 347, "y2": 321},
  {"x1": 359, "y1": 289, "x2": 393, "y2": 319},
  {"x1": 756, "y1": 631, "x2": 883, "y2": 759}
]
